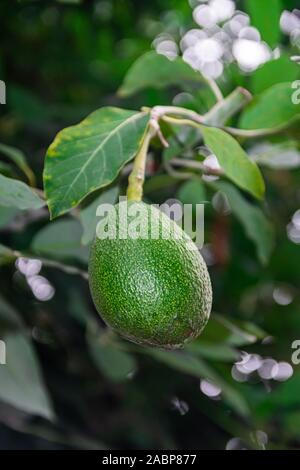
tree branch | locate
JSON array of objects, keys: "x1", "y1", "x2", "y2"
[
  {"x1": 204, "y1": 87, "x2": 252, "y2": 126},
  {"x1": 170, "y1": 157, "x2": 223, "y2": 176},
  {"x1": 3, "y1": 247, "x2": 89, "y2": 280},
  {"x1": 143, "y1": 87, "x2": 285, "y2": 141}
]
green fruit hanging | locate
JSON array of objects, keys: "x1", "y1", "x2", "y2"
[{"x1": 89, "y1": 200, "x2": 212, "y2": 349}]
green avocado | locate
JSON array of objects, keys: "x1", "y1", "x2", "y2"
[{"x1": 88, "y1": 201, "x2": 212, "y2": 349}]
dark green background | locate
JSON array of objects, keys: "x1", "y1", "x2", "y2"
[{"x1": 0, "y1": 0, "x2": 300, "y2": 450}]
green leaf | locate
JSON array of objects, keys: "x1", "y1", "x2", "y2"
[
  {"x1": 186, "y1": 341, "x2": 239, "y2": 362},
  {"x1": 239, "y1": 82, "x2": 300, "y2": 130},
  {"x1": 79, "y1": 186, "x2": 119, "y2": 245},
  {"x1": 118, "y1": 51, "x2": 204, "y2": 97},
  {"x1": 177, "y1": 178, "x2": 206, "y2": 205},
  {"x1": 201, "y1": 126, "x2": 265, "y2": 199},
  {"x1": 32, "y1": 218, "x2": 89, "y2": 263},
  {"x1": 250, "y1": 141, "x2": 300, "y2": 169},
  {"x1": 0, "y1": 206, "x2": 19, "y2": 228},
  {"x1": 245, "y1": 0, "x2": 282, "y2": 46},
  {"x1": 0, "y1": 332, "x2": 54, "y2": 419},
  {"x1": 88, "y1": 331, "x2": 136, "y2": 382},
  {"x1": 44, "y1": 107, "x2": 149, "y2": 219},
  {"x1": 251, "y1": 54, "x2": 300, "y2": 94},
  {"x1": 200, "y1": 314, "x2": 260, "y2": 347},
  {"x1": 0, "y1": 142, "x2": 35, "y2": 186},
  {"x1": 0, "y1": 295, "x2": 23, "y2": 330},
  {"x1": 149, "y1": 349, "x2": 249, "y2": 416},
  {"x1": 149, "y1": 349, "x2": 217, "y2": 379},
  {"x1": 0, "y1": 174, "x2": 44, "y2": 210},
  {"x1": 236, "y1": 320, "x2": 266, "y2": 342},
  {"x1": 213, "y1": 181, "x2": 274, "y2": 264}
]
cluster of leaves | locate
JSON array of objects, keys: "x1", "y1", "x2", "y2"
[{"x1": 0, "y1": 0, "x2": 300, "y2": 450}]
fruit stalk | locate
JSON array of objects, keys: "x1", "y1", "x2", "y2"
[{"x1": 126, "y1": 126, "x2": 155, "y2": 202}]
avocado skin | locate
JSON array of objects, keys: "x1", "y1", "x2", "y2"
[{"x1": 89, "y1": 201, "x2": 212, "y2": 349}]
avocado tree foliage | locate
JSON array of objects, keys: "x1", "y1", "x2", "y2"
[
  {"x1": 44, "y1": 54, "x2": 268, "y2": 216},
  {"x1": 42, "y1": 51, "x2": 285, "y2": 264},
  {"x1": 1, "y1": 0, "x2": 300, "y2": 451}
]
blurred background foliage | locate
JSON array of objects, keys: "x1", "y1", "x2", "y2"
[{"x1": 0, "y1": 0, "x2": 300, "y2": 450}]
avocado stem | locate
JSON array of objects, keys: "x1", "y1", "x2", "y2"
[{"x1": 127, "y1": 126, "x2": 155, "y2": 202}]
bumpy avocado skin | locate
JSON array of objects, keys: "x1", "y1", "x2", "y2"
[{"x1": 89, "y1": 201, "x2": 212, "y2": 349}]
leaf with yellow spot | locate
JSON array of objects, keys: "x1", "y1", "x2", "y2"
[{"x1": 43, "y1": 107, "x2": 149, "y2": 219}]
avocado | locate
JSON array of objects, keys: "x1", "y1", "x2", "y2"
[{"x1": 88, "y1": 201, "x2": 212, "y2": 349}]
